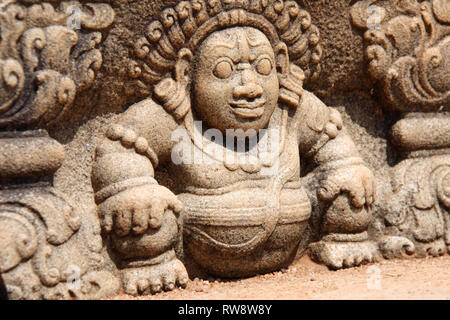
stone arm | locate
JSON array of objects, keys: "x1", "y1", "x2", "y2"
[
  {"x1": 297, "y1": 90, "x2": 375, "y2": 208},
  {"x1": 91, "y1": 98, "x2": 183, "y2": 236},
  {"x1": 297, "y1": 91, "x2": 379, "y2": 270}
]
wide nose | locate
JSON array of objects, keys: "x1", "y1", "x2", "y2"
[{"x1": 233, "y1": 67, "x2": 263, "y2": 100}]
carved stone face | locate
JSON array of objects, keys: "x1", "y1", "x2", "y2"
[{"x1": 192, "y1": 27, "x2": 279, "y2": 133}]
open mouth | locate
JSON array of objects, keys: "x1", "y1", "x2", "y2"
[{"x1": 229, "y1": 98, "x2": 266, "y2": 118}]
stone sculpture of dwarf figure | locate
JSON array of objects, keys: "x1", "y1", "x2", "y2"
[{"x1": 91, "y1": 1, "x2": 377, "y2": 296}]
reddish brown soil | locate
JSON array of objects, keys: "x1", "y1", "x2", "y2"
[{"x1": 112, "y1": 254, "x2": 450, "y2": 300}]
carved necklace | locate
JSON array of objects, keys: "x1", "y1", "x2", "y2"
[{"x1": 183, "y1": 107, "x2": 288, "y2": 174}]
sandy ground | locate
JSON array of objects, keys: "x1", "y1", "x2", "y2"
[{"x1": 112, "y1": 254, "x2": 450, "y2": 300}]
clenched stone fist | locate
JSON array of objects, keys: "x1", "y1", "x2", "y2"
[
  {"x1": 97, "y1": 184, "x2": 183, "y2": 237},
  {"x1": 318, "y1": 164, "x2": 376, "y2": 208}
]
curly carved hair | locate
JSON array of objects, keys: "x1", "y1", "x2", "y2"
[{"x1": 127, "y1": 0, "x2": 322, "y2": 118}]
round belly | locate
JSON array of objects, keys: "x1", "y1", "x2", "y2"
[{"x1": 179, "y1": 187, "x2": 311, "y2": 278}]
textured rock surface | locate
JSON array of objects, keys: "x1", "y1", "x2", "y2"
[{"x1": 0, "y1": 0, "x2": 448, "y2": 299}]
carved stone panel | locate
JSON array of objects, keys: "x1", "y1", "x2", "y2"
[
  {"x1": 0, "y1": 0, "x2": 448, "y2": 300},
  {"x1": 351, "y1": 0, "x2": 450, "y2": 258},
  {"x1": 0, "y1": 0, "x2": 119, "y2": 299},
  {"x1": 351, "y1": 0, "x2": 449, "y2": 112}
]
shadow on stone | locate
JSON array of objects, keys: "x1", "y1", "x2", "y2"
[{"x1": 0, "y1": 276, "x2": 8, "y2": 300}]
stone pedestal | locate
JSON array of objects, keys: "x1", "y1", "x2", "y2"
[{"x1": 384, "y1": 114, "x2": 450, "y2": 257}]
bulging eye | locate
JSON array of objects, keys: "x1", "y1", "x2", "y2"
[
  {"x1": 213, "y1": 59, "x2": 233, "y2": 79},
  {"x1": 256, "y1": 58, "x2": 272, "y2": 75}
]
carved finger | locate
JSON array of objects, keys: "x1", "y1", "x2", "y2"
[
  {"x1": 362, "y1": 174, "x2": 374, "y2": 206},
  {"x1": 168, "y1": 196, "x2": 183, "y2": 214},
  {"x1": 346, "y1": 183, "x2": 366, "y2": 208},
  {"x1": 318, "y1": 178, "x2": 340, "y2": 202},
  {"x1": 132, "y1": 208, "x2": 149, "y2": 235},
  {"x1": 100, "y1": 210, "x2": 113, "y2": 233},
  {"x1": 156, "y1": 187, "x2": 182, "y2": 214},
  {"x1": 149, "y1": 199, "x2": 165, "y2": 229},
  {"x1": 114, "y1": 208, "x2": 132, "y2": 237}
]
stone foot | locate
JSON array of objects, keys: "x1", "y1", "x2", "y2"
[
  {"x1": 309, "y1": 239, "x2": 381, "y2": 270},
  {"x1": 378, "y1": 236, "x2": 415, "y2": 259},
  {"x1": 121, "y1": 253, "x2": 188, "y2": 296},
  {"x1": 415, "y1": 239, "x2": 447, "y2": 257}
]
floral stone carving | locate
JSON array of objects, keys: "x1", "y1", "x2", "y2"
[
  {"x1": 350, "y1": 0, "x2": 449, "y2": 112},
  {"x1": 0, "y1": 0, "x2": 119, "y2": 299},
  {"x1": 92, "y1": 0, "x2": 378, "y2": 296},
  {"x1": 3, "y1": 0, "x2": 447, "y2": 300},
  {"x1": 351, "y1": 0, "x2": 450, "y2": 258}
]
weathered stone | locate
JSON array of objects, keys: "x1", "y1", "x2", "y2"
[
  {"x1": 350, "y1": 0, "x2": 450, "y2": 260},
  {"x1": 0, "y1": 0, "x2": 119, "y2": 300},
  {"x1": 92, "y1": 1, "x2": 376, "y2": 289},
  {"x1": 0, "y1": 0, "x2": 448, "y2": 299}
]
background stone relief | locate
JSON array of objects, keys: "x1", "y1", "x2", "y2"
[
  {"x1": 0, "y1": 0, "x2": 119, "y2": 299},
  {"x1": 0, "y1": 0, "x2": 448, "y2": 299},
  {"x1": 350, "y1": 0, "x2": 449, "y2": 257}
]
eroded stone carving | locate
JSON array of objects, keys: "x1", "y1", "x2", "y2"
[
  {"x1": 0, "y1": 0, "x2": 115, "y2": 129},
  {"x1": 3, "y1": 0, "x2": 446, "y2": 300},
  {"x1": 351, "y1": 0, "x2": 450, "y2": 258},
  {"x1": 0, "y1": 0, "x2": 119, "y2": 299},
  {"x1": 350, "y1": 0, "x2": 449, "y2": 112},
  {"x1": 92, "y1": 0, "x2": 377, "y2": 295},
  {"x1": 385, "y1": 154, "x2": 450, "y2": 256}
]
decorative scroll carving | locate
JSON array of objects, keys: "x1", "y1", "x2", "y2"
[
  {"x1": 0, "y1": 188, "x2": 79, "y2": 285},
  {"x1": 351, "y1": 0, "x2": 449, "y2": 113},
  {"x1": 351, "y1": 0, "x2": 450, "y2": 259},
  {"x1": 0, "y1": 0, "x2": 119, "y2": 300},
  {"x1": 383, "y1": 155, "x2": 450, "y2": 256},
  {"x1": 0, "y1": 0, "x2": 115, "y2": 130},
  {"x1": 0, "y1": 183, "x2": 120, "y2": 300}
]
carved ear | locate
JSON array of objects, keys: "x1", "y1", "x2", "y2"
[
  {"x1": 275, "y1": 42, "x2": 305, "y2": 108},
  {"x1": 275, "y1": 42, "x2": 289, "y2": 76},
  {"x1": 175, "y1": 48, "x2": 193, "y2": 85},
  {"x1": 154, "y1": 48, "x2": 193, "y2": 120}
]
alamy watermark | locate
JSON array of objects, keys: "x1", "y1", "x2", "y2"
[
  {"x1": 366, "y1": 265, "x2": 382, "y2": 290},
  {"x1": 366, "y1": 5, "x2": 385, "y2": 30},
  {"x1": 66, "y1": 264, "x2": 82, "y2": 292},
  {"x1": 66, "y1": 5, "x2": 82, "y2": 30},
  {"x1": 171, "y1": 121, "x2": 281, "y2": 176}
]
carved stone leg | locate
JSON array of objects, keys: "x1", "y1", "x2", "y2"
[
  {"x1": 108, "y1": 209, "x2": 188, "y2": 296},
  {"x1": 309, "y1": 195, "x2": 381, "y2": 269}
]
